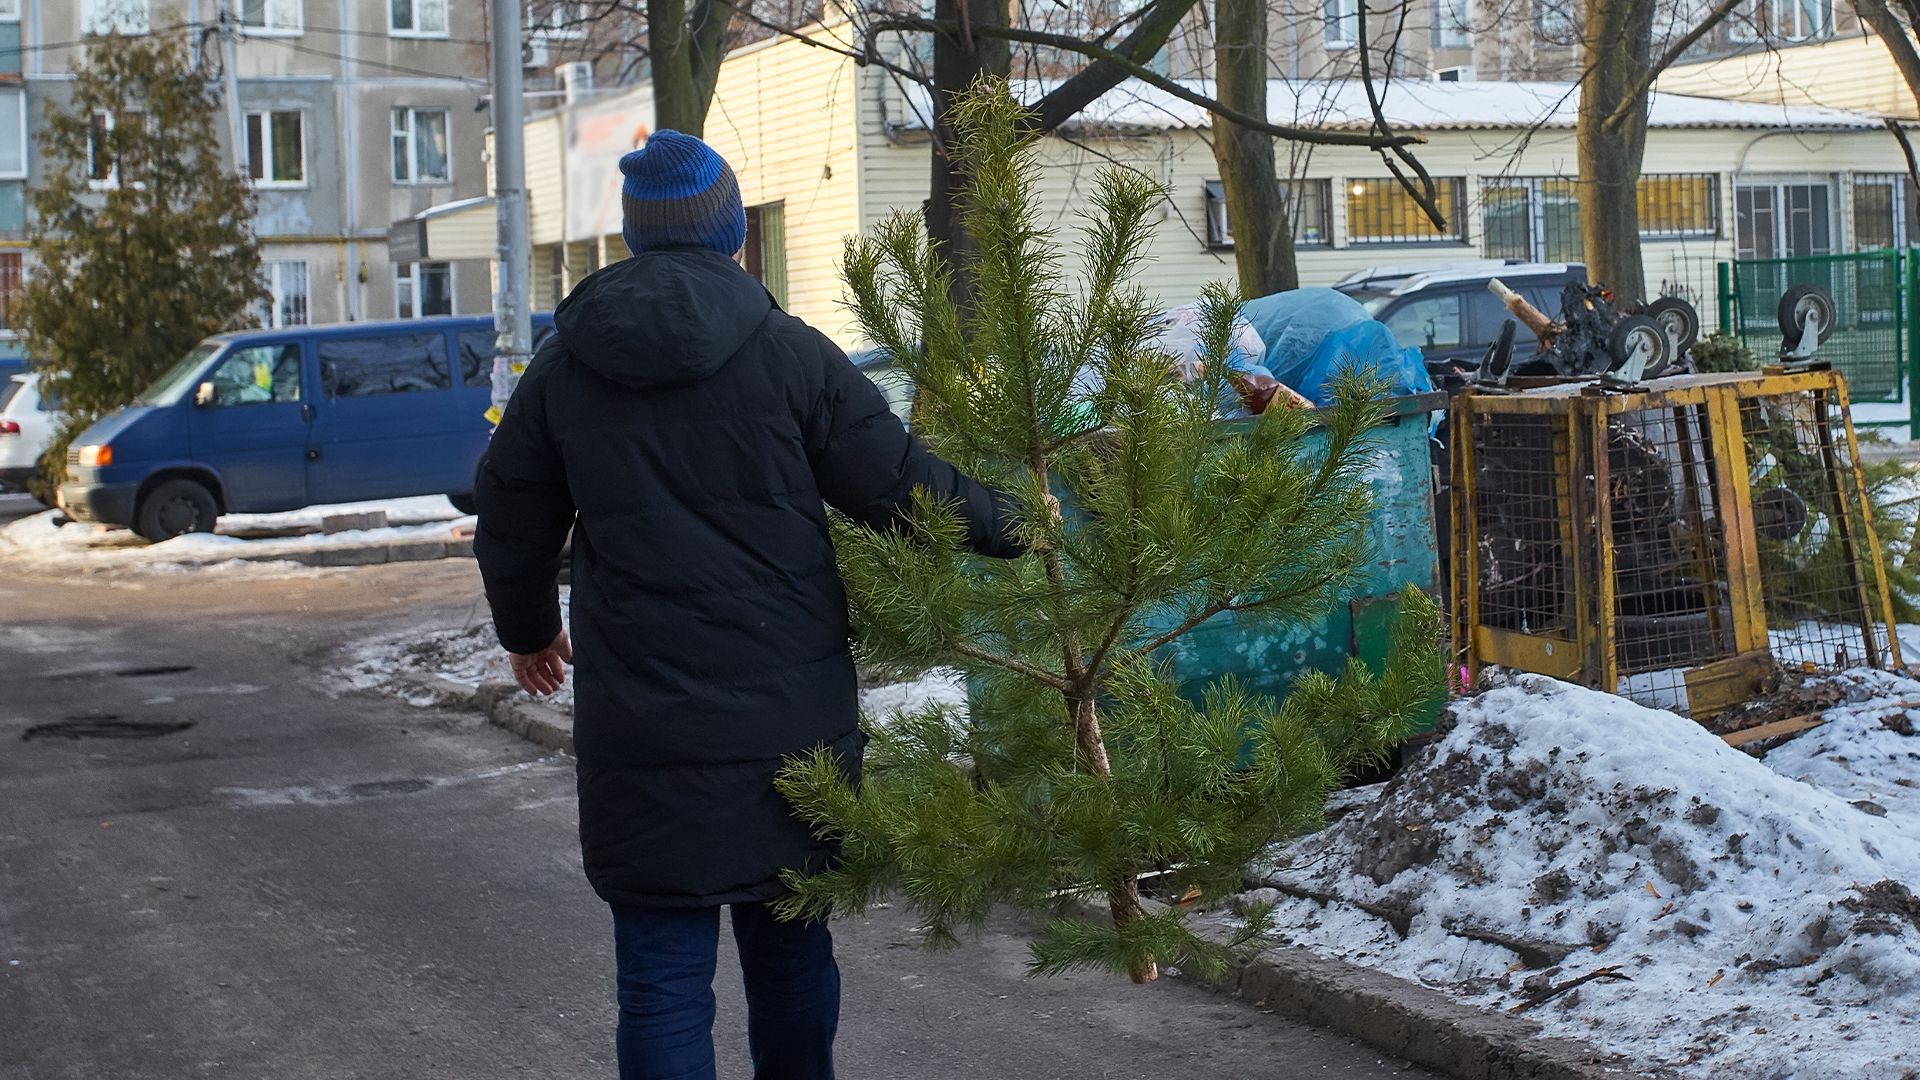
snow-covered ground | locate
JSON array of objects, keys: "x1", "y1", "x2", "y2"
[
  {"x1": 1257, "y1": 670, "x2": 1920, "y2": 1079},
  {"x1": 0, "y1": 496, "x2": 470, "y2": 576},
  {"x1": 340, "y1": 599, "x2": 1920, "y2": 1076}
]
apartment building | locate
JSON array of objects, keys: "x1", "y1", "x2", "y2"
[{"x1": 6, "y1": 0, "x2": 496, "y2": 335}]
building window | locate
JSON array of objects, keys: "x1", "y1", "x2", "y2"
[
  {"x1": 1852, "y1": 174, "x2": 1918, "y2": 251},
  {"x1": 742, "y1": 203, "x2": 788, "y2": 308},
  {"x1": 392, "y1": 108, "x2": 450, "y2": 184},
  {"x1": 0, "y1": 14, "x2": 20, "y2": 79},
  {"x1": 1431, "y1": 0, "x2": 1472, "y2": 48},
  {"x1": 0, "y1": 88, "x2": 22, "y2": 180},
  {"x1": 0, "y1": 252, "x2": 21, "y2": 329},
  {"x1": 1325, "y1": 0, "x2": 1358, "y2": 47},
  {"x1": 1736, "y1": 181, "x2": 1834, "y2": 260},
  {"x1": 1730, "y1": 0, "x2": 1833, "y2": 42},
  {"x1": 242, "y1": 0, "x2": 303, "y2": 34},
  {"x1": 0, "y1": 0, "x2": 19, "y2": 18},
  {"x1": 258, "y1": 259, "x2": 309, "y2": 327},
  {"x1": 82, "y1": 0, "x2": 149, "y2": 35},
  {"x1": 529, "y1": 2, "x2": 588, "y2": 38},
  {"x1": 1481, "y1": 178, "x2": 1583, "y2": 263},
  {"x1": 88, "y1": 111, "x2": 116, "y2": 187},
  {"x1": 245, "y1": 111, "x2": 305, "y2": 186},
  {"x1": 547, "y1": 242, "x2": 566, "y2": 309},
  {"x1": 389, "y1": 0, "x2": 448, "y2": 36},
  {"x1": 395, "y1": 262, "x2": 452, "y2": 319},
  {"x1": 1346, "y1": 177, "x2": 1466, "y2": 244},
  {"x1": 1533, "y1": 0, "x2": 1577, "y2": 41},
  {"x1": 1203, "y1": 179, "x2": 1333, "y2": 248},
  {"x1": 1638, "y1": 173, "x2": 1719, "y2": 238},
  {"x1": 0, "y1": 183, "x2": 22, "y2": 233}
]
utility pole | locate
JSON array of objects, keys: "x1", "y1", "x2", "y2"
[
  {"x1": 489, "y1": 0, "x2": 533, "y2": 422},
  {"x1": 221, "y1": 0, "x2": 245, "y2": 175}
]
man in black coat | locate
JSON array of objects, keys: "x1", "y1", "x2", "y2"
[{"x1": 474, "y1": 131, "x2": 1023, "y2": 1080}]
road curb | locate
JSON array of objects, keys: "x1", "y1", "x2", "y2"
[
  {"x1": 232, "y1": 537, "x2": 474, "y2": 568},
  {"x1": 474, "y1": 681, "x2": 574, "y2": 754},
  {"x1": 1064, "y1": 899, "x2": 1654, "y2": 1080}
]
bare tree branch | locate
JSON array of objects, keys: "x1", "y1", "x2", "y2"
[
  {"x1": 1602, "y1": 0, "x2": 1745, "y2": 133},
  {"x1": 1355, "y1": 0, "x2": 1447, "y2": 229},
  {"x1": 865, "y1": 15, "x2": 1427, "y2": 149}
]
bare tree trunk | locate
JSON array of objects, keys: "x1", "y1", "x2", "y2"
[
  {"x1": 1576, "y1": 0, "x2": 1654, "y2": 305},
  {"x1": 1209, "y1": 0, "x2": 1296, "y2": 297},
  {"x1": 649, "y1": 0, "x2": 732, "y2": 136},
  {"x1": 928, "y1": 0, "x2": 1011, "y2": 313}
]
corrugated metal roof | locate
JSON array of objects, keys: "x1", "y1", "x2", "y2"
[{"x1": 899, "y1": 79, "x2": 1898, "y2": 133}]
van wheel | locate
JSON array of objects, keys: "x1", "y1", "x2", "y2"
[
  {"x1": 447, "y1": 491, "x2": 478, "y2": 515},
  {"x1": 135, "y1": 479, "x2": 218, "y2": 541}
]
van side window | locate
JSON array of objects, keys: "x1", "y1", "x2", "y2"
[
  {"x1": 1467, "y1": 290, "x2": 1539, "y2": 347},
  {"x1": 319, "y1": 334, "x2": 452, "y2": 398},
  {"x1": 204, "y1": 344, "x2": 302, "y2": 408},
  {"x1": 457, "y1": 326, "x2": 557, "y2": 388},
  {"x1": 1381, "y1": 294, "x2": 1462, "y2": 351}
]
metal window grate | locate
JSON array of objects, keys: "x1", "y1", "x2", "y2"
[{"x1": 1347, "y1": 177, "x2": 1464, "y2": 244}]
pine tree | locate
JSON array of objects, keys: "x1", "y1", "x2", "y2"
[
  {"x1": 19, "y1": 31, "x2": 264, "y2": 502},
  {"x1": 773, "y1": 80, "x2": 1446, "y2": 984}
]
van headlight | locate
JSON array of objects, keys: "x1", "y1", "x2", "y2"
[{"x1": 77, "y1": 444, "x2": 113, "y2": 468}]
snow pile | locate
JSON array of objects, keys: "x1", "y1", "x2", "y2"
[
  {"x1": 1255, "y1": 672, "x2": 1920, "y2": 1078},
  {"x1": 217, "y1": 494, "x2": 464, "y2": 537},
  {"x1": 0, "y1": 506, "x2": 471, "y2": 576}
]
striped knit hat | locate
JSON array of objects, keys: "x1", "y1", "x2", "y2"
[{"x1": 618, "y1": 131, "x2": 747, "y2": 258}]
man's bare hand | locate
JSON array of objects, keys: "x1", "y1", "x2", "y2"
[{"x1": 510, "y1": 630, "x2": 573, "y2": 696}]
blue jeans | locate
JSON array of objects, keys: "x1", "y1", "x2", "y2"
[{"x1": 610, "y1": 902, "x2": 839, "y2": 1080}]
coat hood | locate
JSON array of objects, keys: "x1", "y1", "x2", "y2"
[{"x1": 554, "y1": 247, "x2": 773, "y2": 390}]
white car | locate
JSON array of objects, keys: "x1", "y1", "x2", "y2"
[{"x1": 0, "y1": 372, "x2": 62, "y2": 496}]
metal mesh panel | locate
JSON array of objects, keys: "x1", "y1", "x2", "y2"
[
  {"x1": 1733, "y1": 251, "x2": 1903, "y2": 401},
  {"x1": 1738, "y1": 390, "x2": 1890, "y2": 672},
  {"x1": 1607, "y1": 407, "x2": 1737, "y2": 710},
  {"x1": 1471, "y1": 413, "x2": 1574, "y2": 640}
]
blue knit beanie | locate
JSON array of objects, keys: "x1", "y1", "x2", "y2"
[{"x1": 618, "y1": 131, "x2": 747, "y2": 258}]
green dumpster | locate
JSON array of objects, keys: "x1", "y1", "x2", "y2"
[{"x1": 1146, "y1": 391, "x2": 1445, "y2": 735}]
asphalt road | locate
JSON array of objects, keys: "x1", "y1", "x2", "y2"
[{"x1": 0, "y1": 561, "x2": 1434, "y2": 1080}]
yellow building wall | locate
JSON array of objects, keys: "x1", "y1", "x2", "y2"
[
  {"x1": 697, "y1": 27, "x2": 865, "y2": 344},
  {"x1": 1659, "y1": 35, "x2": 1919, "y2": 119}
]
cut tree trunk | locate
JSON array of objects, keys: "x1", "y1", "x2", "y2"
[
  {"x1": 1576, "y1": 0, "x2": 1654, "y2": 306},
  {"x1": 1209, "y1": 0, "x2": 1297, "y2": 297},
  {"x1": 1069, "y1": 693, "x2": 1158, "y2": 983}
]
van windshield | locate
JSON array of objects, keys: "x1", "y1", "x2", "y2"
[{"x1": 135, "y1": 344, "x2": 224, "y2": 406}]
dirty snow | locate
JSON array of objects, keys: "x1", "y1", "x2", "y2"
[
  {"x1": 336, "y1": 590, "x2": 970, "y2": 724},
  {"x1": 0, "y1": 504, "x2": 471, "y2": 576},
  {"x1": 1252, "y1": 670, "x2": 1920, "y2": 1079}
]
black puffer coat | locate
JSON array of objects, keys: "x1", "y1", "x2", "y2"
[{"x1": 474, "y1": 246, "x2": 1021, "y2": 908}]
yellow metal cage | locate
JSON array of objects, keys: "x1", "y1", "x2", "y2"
[{"x1": 1451, "y1": 368, "x2": 1904, "y2": 716}]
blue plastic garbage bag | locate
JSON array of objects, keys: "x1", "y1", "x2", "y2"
[{"x1": 1240, "y1": 287, "x2": 1432, "y2": 405}]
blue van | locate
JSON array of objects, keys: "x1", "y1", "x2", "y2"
[{"x1": 57, "y1": 315, "x2": 554, "y2": 540}]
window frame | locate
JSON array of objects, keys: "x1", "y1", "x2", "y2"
[
  {"x1": 1324, "y1": 0, "x2": 1359, "y2": 48},
  {"x1": 258, "y1": 259, "x2": 310, "y2": 328},
  {"x1": 1852, "y1": 173, "x2": 1919, "y2": 251},
  {"x1": 528, "y1": 2, "x2": 588, "y2": 40},
  {"x1": 1431, "y1": 0, "x2": 1472, "y2": 48},
  {"x1": 1203, "y1": 178, "x2": 1334, "y2": 249},
  {"x1": 241, "y1": 0, "x2": 304, "y2": 36},
  {"x1": 1731, "y1": 0, "x2": 1833, "y2": 42},
  {"x1": 394, "y1": 261, "x2": 454, "y2": 319},
  {"x1": 1345, "y1": 176, "x2": 1469, "y2": 245},
  {"x1": 87, "y1": 110, "x2": 117, "y2": 190},
  {"x1": 0, "y1": 0, "x2": 19, "y2": 20},
  {"x1": 245, "y1": 109, "x2": 307, "y2": 188},
  {"x1": 1637, "y1": 173, "x2": 1720, "y2": 240},
  {"x1": 391, "y1": 107, "x2": 452, "y2": 185},
  {"x1": 82, "y1": 0, "x2": 149, "y2": 35},
  {"x1": 0, "y1": 88, "x2": 24, "y2": 181},
  {"x1": 388, "y1": 0, "x2": 450, "y2": 38}
]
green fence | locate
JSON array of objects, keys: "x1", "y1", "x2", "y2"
[{"x1": 1721, "y1": 249, "x2": 1911, "y2": 427}]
